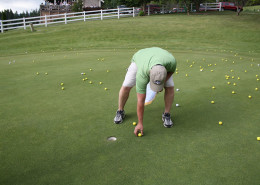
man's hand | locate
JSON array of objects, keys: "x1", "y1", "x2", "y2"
[{"x1": 134, "y1": 123, "x2": 143, "y2": 136}]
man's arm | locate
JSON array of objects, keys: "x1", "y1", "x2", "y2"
[
  {"x1": 166, "y1": 72, "x2": 173, "y2": 82},
  {"x1": 134, "y1": 93, "x2": 146, "y2": 136}
]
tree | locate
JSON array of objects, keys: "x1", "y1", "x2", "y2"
[
  {"x1": 72, "y1": 0, "x2": 83, "y2": 12},
  {"x1": 119, "y1": 0, "x2": 153, "y2": 14}
]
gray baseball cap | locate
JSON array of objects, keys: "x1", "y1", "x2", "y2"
[{"x1": 150, "y1": 65, "x2": 167, "y2": 92}]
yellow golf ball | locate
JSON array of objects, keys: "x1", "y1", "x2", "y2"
[
  {"x1": 248, "y1": 95, "x2": 252, "y2": 99},
  {"x1": 255, "y1": 88, "x2": 258, "y2": 91},
  {"x1": 219, "y1": 121, "x2": 223, "y2": 125},
  {"x1": 257, "y1": 137, "x2": 260, "y2": 141},
  {"x1": 104, "y1": 88, "x2": 108, "y2": 90},
  {"x1": 227, "y1": 82, "x2": 231, "y2": 85},
  {"x1": 232, "y1": 91, "x2": 235, "y2": 94},
  {"x1": 99, "y1": 82, "x2": 102, "y2": 85},
  {"x1": 89, "y1": 81, "x2": 92, "y2": 84},
  {"x1": 212, "y1": 86, "x2": 216, "y2": 89},
  {"x1": 133, "y1": 122, "x2": 137, "y2": 126},
  {"x1": 138, "y1": 133, "x2": 142, "y2": 137},
  {"x1": 61, "y1": 87, "x2": 65, "y2": 90},
  {"x1": 211, "y1": 101, "x2": 215, "y2": 104},
  {"x1": 60, "y1": 83, "x2": 64, "y2": 86}
]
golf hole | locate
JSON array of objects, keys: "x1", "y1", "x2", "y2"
[{"x1": 107, "y1": 136, "x2": 117, "y2": 141}]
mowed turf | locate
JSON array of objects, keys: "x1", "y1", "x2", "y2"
[{"x1": 0, "y1": 12, "x2": 260, "y2": 185}]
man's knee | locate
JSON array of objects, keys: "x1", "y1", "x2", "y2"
[{"x1": 120, "y1": 86, "x2": 132, "y2": 94}]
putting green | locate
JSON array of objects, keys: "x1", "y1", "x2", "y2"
[{"x1": 0, "y1": 12, "x2": 259, "y2": 185}]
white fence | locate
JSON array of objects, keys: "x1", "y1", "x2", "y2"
[
  {"x1": 0, "y1": 7, "x2": 137, "y2": 33},
  {"x1": 199, "y1": 3, "x2": 222, "y2": 11}
]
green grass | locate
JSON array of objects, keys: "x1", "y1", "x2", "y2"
[{"x1": 0, "y1": 12, "x2": 260, "y2": 185}]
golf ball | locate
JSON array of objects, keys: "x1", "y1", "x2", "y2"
[
  {"x1": 89, "y1": 81, "x2": 92, "y2": 84},
  {"x1": 61, "y1": 87, "x2": 65, "y2": 90},
  {"x1": 60, "y1": 83, "x2": 64, "y2": 86},
  {"x1": 212, "y1": 86, "x2": 216, "y2": 89},
  {"x1": 133, "y1": 122, "x2": 137, "y2": 126},
  {"x1": 232, "y1": 91, "x2": 235, "y2": 94},
  {"x1": 219, "y1": 121, "x2": 223, "y2": 125},
  {"x1": 99, "y1": 82, "x2": 102, "y2": 85},
  {"x1": 176, "y1": 89, "x2": 180, "y2": 91},
  {"x1": 176, "y1": 104, "x2": 180, "y2": 107},
  {"x1": 104, "y1": 88, "x2": 108, "y2": 90},
  {"x1": 248, "y1": 95, "x2": 252, "y2": 99},
  {"x1": 255, "y1": 88, "x2": 258, "y2": 91},
  {"x1": 211, "y1": 101, "x2": 215, "y2": 104},
  {"x1": 257, "y1": 137, "x2": 260, "y2": 141},
  {"x1": 45, "y1": 72, "x2": 48, "y2": 75},
  {"x1": 138, "y1": 133, "x2": 142, "y2": 137}
]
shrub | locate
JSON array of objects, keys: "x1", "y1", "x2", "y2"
[{"x1": 139, "y1": 10, "x2": 145, "y2": 16}]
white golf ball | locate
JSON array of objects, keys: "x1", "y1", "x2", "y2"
[
  {"x1": 176, "y1": 89, "x2": 180, "y2": 91},
  {"x1": 176, "y1": 104, "x2": 180, "y2": 107}
]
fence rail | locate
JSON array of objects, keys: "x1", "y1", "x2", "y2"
[
  {"x1": 0, "y1": 7, "x2": 137, "y2": 33},
  {"x1": 199, "y1": 3, "x2": 222, "y2": 11}
]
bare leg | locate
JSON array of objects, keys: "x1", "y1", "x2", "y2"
[
  {"x1": 118, "y1": 86, "x2": 132, "y2": 111},
  {"x1": 164, "y1": 86, "x2": 174, "y2": 113}
]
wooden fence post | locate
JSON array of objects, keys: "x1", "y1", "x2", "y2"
[
  {"x1": 45, "y1": 15, "x2": 47, "y2": 27},
  {"x1": 65, "y1": 13, "x2": 67, "y2": 24},
  {"x1": 118, "y1": 8, "x2": 120, "y2": 19},
  {"x1": 148, "y1": 5, "x2": 150, "y2": 15},
  {"x1": 101, "y1": 9, "x2": 103, "y2": 20},
  {"x1": 133, "y1": 7, "x2": 135, "y2": 17},
  {"x1": 23, "y1": 17, "x2": 26, "y2": 30},
  {"x1": 0, "y1": 20, "x2": 3, "y2": 33},
  {"x1": 84, "y1": 11, "x2": 86, "y2": 21}
]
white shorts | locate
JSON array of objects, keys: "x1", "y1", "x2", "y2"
[{"x1": 122, "y1": 62, "x2": 174, "y2": 88}]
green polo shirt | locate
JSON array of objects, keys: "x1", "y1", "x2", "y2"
[{"x1": 131, "y1": 47, "x2": 177, "y2": 94}]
